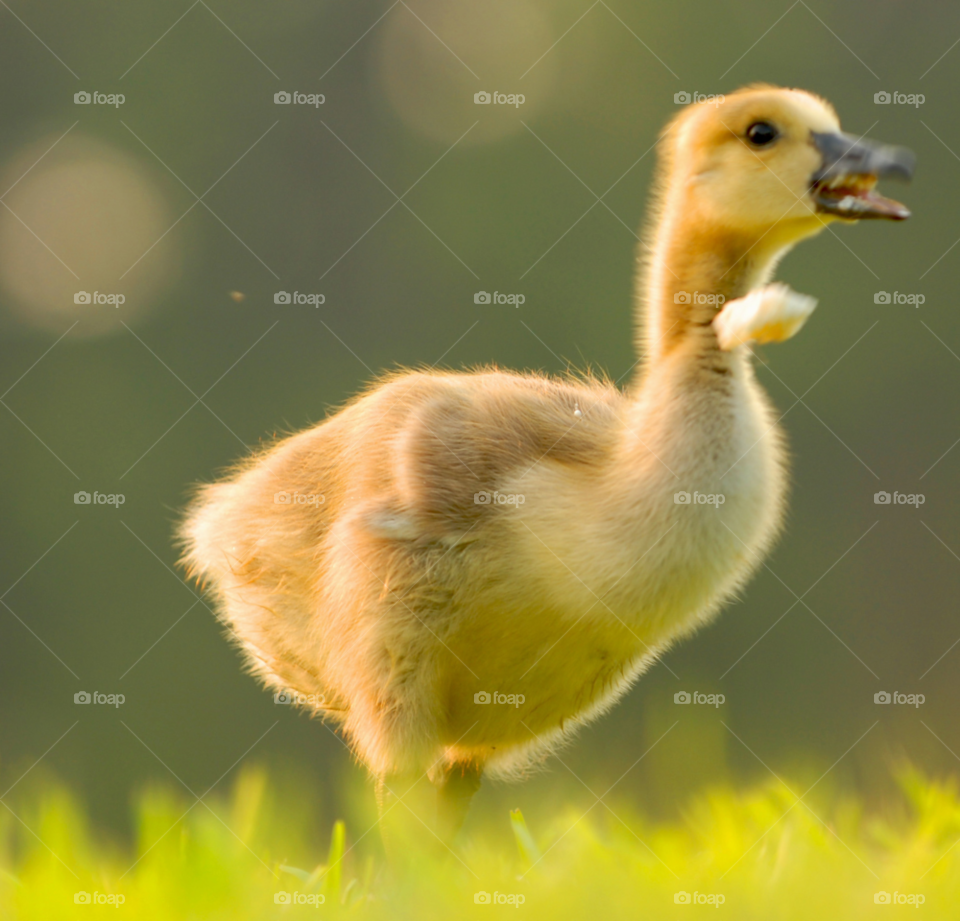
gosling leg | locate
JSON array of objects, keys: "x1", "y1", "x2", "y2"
[{"x1": 435, "y1": 761, "x2": 483, "y2": 845}]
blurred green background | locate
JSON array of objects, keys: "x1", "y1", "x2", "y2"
[{"x1": 1, "y1": 0, "x2": 958, "y2": 855}]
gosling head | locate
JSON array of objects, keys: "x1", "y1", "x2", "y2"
[{"x1": 663, "y1": 84, "x2": 915, "y2": 247}]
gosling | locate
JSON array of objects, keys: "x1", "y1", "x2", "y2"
[{"x1": 179, "y1": 84, "x2": 913, "y2": 846}]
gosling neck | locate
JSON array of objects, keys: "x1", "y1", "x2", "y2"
[{"x1": 638, "y1": 216, "x2": 798, "y2": 369}]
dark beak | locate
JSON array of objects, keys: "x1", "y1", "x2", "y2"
[{"x1": 810, "y1": 131, "x2": 915, "y2": 220}]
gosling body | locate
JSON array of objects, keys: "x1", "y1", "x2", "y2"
[{"x1": 180, "y1": 85, "x2": 912, "y2": 833}]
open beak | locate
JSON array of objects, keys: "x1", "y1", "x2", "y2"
[{"x1": 810, "y1": 131, "x2": 915, "y2": 220}]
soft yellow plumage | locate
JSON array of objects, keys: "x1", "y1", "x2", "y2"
[{"x1": 179, "y1": 84, "x2": 913, "y2": 848}]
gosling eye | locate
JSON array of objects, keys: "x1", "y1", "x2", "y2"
[{"x1": 746, "y1": 122, "x2": 778, "y2": 147}]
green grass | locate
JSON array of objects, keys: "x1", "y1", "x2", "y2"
[{"x1": 2, "y1": 766, "x2": 959, "y2": 919}]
